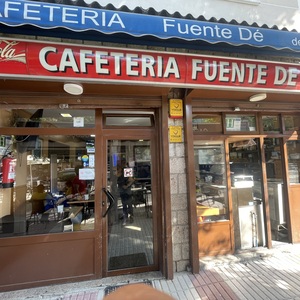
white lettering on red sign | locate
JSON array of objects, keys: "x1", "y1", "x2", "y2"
[
  {"x1": 39, "y1": 46, "x2": 180, "y2": 79},
  {"x1": 1, "y1": 39, "x2": 300, "y2": 91},
  {"x1": 191, "y1": 59, "x2": 271, "y2": 86}
]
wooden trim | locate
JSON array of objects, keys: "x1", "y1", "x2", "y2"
[
  {"x1": 260, "y1": 136, "x2": 272, "y2": 249},
  {"x1": 0, "y1": 95, "x2": 163, "y2": 109},
  {"x1": 161, "y1": 95, "x2": 173, "y2": 279},
  {"x1": 225, "y1": 139, "x2": 235, "y2": 253},
  {"x1": 94, "y1": 109, "x2": 104, "y2": 278},
  {"x1": 184, "y1": 95, "x2": 200, "y2": 273},
  {"x1": 283, "y1": 137, "x2": 294, "y2": 243}
]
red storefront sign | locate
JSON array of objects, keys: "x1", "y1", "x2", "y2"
[{"x1": 1, "y1": 39, "x2": 300, "y2": 92}]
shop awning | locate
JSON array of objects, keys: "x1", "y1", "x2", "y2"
[{"x1": 1, "y1": 0, "x2": 300, "y2": 53}]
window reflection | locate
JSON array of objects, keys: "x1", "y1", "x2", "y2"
[
  {"x1": 192, "y1": 114, "x2": 222, "y2": 133},
  {"x1": 225, "y1": 115, "x2": 256, "y2": 132},
  {"x1": 194, "y1": 141, "x2": 228, "y2": 223},
  {"x1": 262, "y1": 115, "x2": 280, "y2": 133},
  {"x1": 107, "y1": 140, "x2": 153, "y2": 270},
  {"x1": 287, "y1": 140, "x2": 300, "y2": 184},
  {"x1": 0, "y1": 134, "x2": 95, "y2": 237},
  {"x1": 1, "y1": 109, "x2": 95, "y2": 128},
  {"x1": 284, "y1": 115, "x2": 300, "y2": 132}
]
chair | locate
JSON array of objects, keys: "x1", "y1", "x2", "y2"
[{"x1": 26, "y1": 200, "x2": 45, "y2": 232}]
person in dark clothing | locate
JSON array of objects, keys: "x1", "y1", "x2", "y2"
[{"x1": 117, "y1": 166, "x2": 134, "y2": 225}]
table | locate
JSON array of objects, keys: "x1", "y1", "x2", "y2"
[
  {"x1": 67, "y1": 200, "x2": 94, "y2": 205},
  {"x1": 43, "y1": 206, "x2": 83, "y2": 222}
]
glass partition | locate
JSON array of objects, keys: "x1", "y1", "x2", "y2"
[
  {"x1": 194, "y1": 141, "x2": 228, "y2": 223},
  {"x1": 0, "y1": 133, "x2": 95, "y2": 237}
]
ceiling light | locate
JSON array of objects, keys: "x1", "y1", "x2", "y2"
[
  {"x1": 63, "y1": 83, "x2": 83, "y2": 95},
  {"x1": 249, "y1": 93, "x2": 267, "y2": 102},
  {"x1": 60, "y1": 113, "x2": 72, "y2": 118},
  {"x1": 234, "y1": 107, "x2": 240, "y2": 112}
]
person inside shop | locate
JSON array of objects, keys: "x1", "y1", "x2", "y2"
[
  {"x1": 117, "y1": 162, "x2": 135, "y2": 225},
  {"x1": 30, "y1": 183, "x2": 54, "y2": 214},
  {"x1": 71, "y1": 165, "x2": 87, "y2": 196}
]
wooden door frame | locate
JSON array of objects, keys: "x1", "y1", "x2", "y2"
[{"x1": 100, "y1": 126, "x2": 161, "y2": 277}]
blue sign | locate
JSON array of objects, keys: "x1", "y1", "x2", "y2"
[{"x1": 1, "y1": 0, "x2": 300, "y2": 52}]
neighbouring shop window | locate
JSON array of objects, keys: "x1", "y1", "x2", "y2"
[
  {"x1": 287, "y1": 140, "x2": 300, "y2": 184},
  {"x1": 283, "y1": 115, "x2": 300, "y2": 132},
  {"x1": 194, "y1": 141, "x2": 228, "y2": 223},
  {"x1": 225, "y1": 114, "x2": 256, "y2": 132},
  {"x1": 192, "y1": 114, "x2": 222, "y2": 133},
  {"x1": 262, "y1": 115, "x2": 281, "y2": 133},
  {"x1": 0, "y1": 131, "x2": 95, "y2": 237},
  {"x1": 1, "y1": 109, "x2": 95, "y2": 128}
]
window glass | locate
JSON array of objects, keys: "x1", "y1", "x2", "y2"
[
  {"x1": 194, "y1": 141, "x2": 228, "y2": 223},
  {"x1": 0, "y1": 134, "x2": 95, "y2": 237},
  {"x1": 105, "y1": 115, "x2": 152, "y2": 127},
  {"x1": 283, "y1": 115, "x2": 300, "y2": 132},
  {"x1": 192, "y1": 114, "x2": 222, "y2": 133},
  {"x1": 225, "y1": 114, "x2": 256, "y2": 132},
  {"x1": 107, "y1": 140, "x2": 153, "y2": 270},
  {"x1": 287, "y1": 140, "x2": 300, "y2": 184},
  {"x1": 0, "y1": 109, "x2": 95, "y2": 128},
  {"x1": 262, "y1": 115, "x2": 281, "y2": 133}
]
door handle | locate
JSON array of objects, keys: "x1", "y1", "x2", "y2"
[{"x1": 102, "y1": 188, "x2": 115, "y2": 217}]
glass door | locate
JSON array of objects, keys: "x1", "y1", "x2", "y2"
[
  {"x1": 229, "y1": 138, "x2": 266, "y2": 250},
  {"x1": 105, "y1": 139, "x2": 154, "y2": 271},
  {"x1": 264, "y1": 138, "x2": 289, "y2": 243},
  {"x1": 286, "y1": 140, "x2": 300, "y2": 243}
]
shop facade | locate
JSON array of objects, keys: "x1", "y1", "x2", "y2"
[{"x1": 1, "y1": 0, "x2": 300, "y2": 292}]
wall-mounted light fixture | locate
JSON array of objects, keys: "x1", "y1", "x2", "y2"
[
  {"x1": 63, "y1": 83, "x2": 83, "y2": 95},
  {"x1": 249, "y1": 93, "x2": 267, "y2": 102},
  {"x1": 59, "y1": 103, "x2": 69, "y2": 109}
]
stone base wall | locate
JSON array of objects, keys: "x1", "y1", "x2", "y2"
[{"x1": 168, "y1": 117, "x2": 190, "y2": 272}]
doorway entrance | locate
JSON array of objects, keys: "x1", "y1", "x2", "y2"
[
  {"x1": 228, "y1": 138, "x2": 266, "y2": 250},
  {"x1": 228, "y1": 137, "x2": 290, "y2": 250},
  {"x1": 264, "y1": 138, "x2": 289, "y2": 244},
  {"x1": 106, "y1": 139, "x2": 155, "y2": 271}
]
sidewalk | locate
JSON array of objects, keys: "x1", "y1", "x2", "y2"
[{"x1": 1, "y1": 243, "x2": 300, "y2": 300}]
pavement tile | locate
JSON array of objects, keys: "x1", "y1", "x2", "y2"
[{"x1": 1, "y1": 244, "x2": 300, "y2": 300}]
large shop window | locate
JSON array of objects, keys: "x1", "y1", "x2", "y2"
[
  {"x1": 0, "y1": 109, "x2": 95, "y2": 237},
  {"x1": 194, "y1": 141, "x2": 229, "y2": 223}
]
